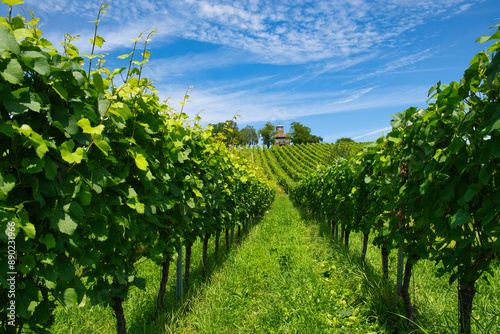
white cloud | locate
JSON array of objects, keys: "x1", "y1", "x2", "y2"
[
  {"x1": 353, "y1": 126, "x2": 392, "y2": 140},
  {"x1": 18, "y1": 0, "x2": 484, "y2": 140},
  {"x1": 157, "y1": 79, "x2": 428, "y2": 126},
  {"x1": 25, "y1": 0, "x2": 481, "y2": 65},
  {"x1": 345, "y1": 48, "x2": 437, "y2": 84},
  {"x1": 196, "y1": 1, "x2": 266, "y2": 31},
  {"x1": 442, "y1": 3, "x2": 474, "y2": 19},
  {"x1": 148, "y1": 48, "x2": 256, "y2": 79}
]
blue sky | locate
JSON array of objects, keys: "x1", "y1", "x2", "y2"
[{"x1": 4, "y1": 0, "x2": 500, "y2": 143}]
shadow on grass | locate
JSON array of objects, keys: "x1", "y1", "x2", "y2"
[
  {"x1": 126, "y1": 215, "x2": 265, "y2": 334},
  {"x1": 292, "y1": 205, "x2": 437, "y2": 334}
]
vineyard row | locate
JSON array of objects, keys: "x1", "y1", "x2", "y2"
[
  {"x1": 0, "y1": 7, "x2": 275, "y2": 334},
  {"x1": 290, "y1": 25, "x2": 500, "y2": 334}
]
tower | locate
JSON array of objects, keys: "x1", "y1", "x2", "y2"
[{"x1": 274, "y1": 125, "x2": 290, "y2": 146}]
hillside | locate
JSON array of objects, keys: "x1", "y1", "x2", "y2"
[{"x1": 236, "y1": 141, "x2": 367, "y2": 188}]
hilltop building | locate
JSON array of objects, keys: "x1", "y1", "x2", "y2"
[{"x1": 275, "y1": 125, "x2": 291, "y2": 146}]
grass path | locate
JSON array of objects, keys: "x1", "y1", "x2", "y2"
[
  {"x1": 52, "y1": 194, "x2": 499, "y2": 333},
  {"x1": 167, "y1": 195, "x2": 381, "y2": 333}
]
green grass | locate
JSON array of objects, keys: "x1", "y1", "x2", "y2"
[
  {"x1": 164, "y1": 195, "x2": 383, "y2": 333},
  {"x1": 51, "y1": 195, "x2": 500, "y2": 333},
  {"x1": 308, "y1": 211, "x2": 500, "y2": 334},
  {"x1": 51, "y1": 222, "x2": 241, "y2": 333}
]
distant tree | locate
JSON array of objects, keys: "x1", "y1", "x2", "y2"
[
  {"x1": 210, "y1": 120, "x2": 241, "y2": 146},
  {"x1": 328, "y1": 137, "x2": 359, "y2": 162},
  {"x1": 288, "y1": 122, "x2": 324, "y2": 144},
  {"x1": 289, "y1": 122, "x2": 312, "y2": 145},
  {"x1": 335, "y1": 137, "x2": 354, "y2": 144},
  {"x1": 210, "y1": 122, "x2": 225, "y2": 137},
  {"x1": 240, "y1": 125, "x2": 259, "y2": 146},
  {"x1": 310, "y1": 135, "x2": 323, "y2": 144},
  {"x1": 258, "y1": 122, "x2": 276, "y2": 148},
  {"x1": 225, "y1": 120, "x2": 240, "y2": 145}
]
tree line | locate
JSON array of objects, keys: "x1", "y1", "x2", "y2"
[{"x1": 211, "y1": 121, "x2": 323, "y2": 147}]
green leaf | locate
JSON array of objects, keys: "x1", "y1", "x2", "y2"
[
  {"x1": 338, "y1": 308, "x2": 353, "y2": 318},
  {"x1": 19, "y1": 254, "x2": 35, "y2": 274},
  {"x1": 476, "y1": 202, "x2": 498, "y2": 225},
  {"x1": 15, "y1": 124, "x2": 34, "y2": 137},
  {"x1": 55, "y1": 212, "x2": 78, "y2": 235},
  {"x1": 0, "y1": 121, "x2": 14, "y2": 137},
  {"x1": 20, "y1": 51, "x2": 50, "y2": 76},
  {"x1": 110, "y1": 113, "x2": 126, "y2": 129},
  {"x1": 3, "y1": 87, "x2": 41, "y2": 115},
  {"x1": 126, "y1": 197, "x2": 145, "y2": 214},
  {"x1": 487, "y1": 40, "x2": 500, "y2": 53},
  {"x1": 10, "y1": 16, "x2": 24, "y2": 29},
  {"x1": 449, "y1": 138, "x2": 464, "y2": 154},
  {"x1": 13, "y1": 28, "x2": 32, "y2": 41},
  {"x1": 32, "y1": 134, "x2": 48, "y2": 159},
  {"x1": 44, "y1": 157, "x2": 58, "y2": 180},
  {"x1": 44, "y1": 274, "x2": 57, "y2": 289},
  {"x1": 92, "y1": 73, "x2": 104, "y2": 94},
  {"x1": 40, "y1": 233, "x2": 56, "y2": 250},
  {"x1": 486, "y1": 107, "x2": 500, "y2": 133},
  {"x1": 20, "y1": 158, "x2": 45, "y2": 174},
  {"x1": 463, "y1": 183, "x2": 481, "y2": 203},
  {"x1": 477, "y1": 29, "x2": 500, "y2": 44},
  {"x1": 52, "y1": 82, "x2": 68, "y2": 101},
  {"x1": 51, "y1": 106, "x2": 79, "y2": 135},
  {"x1": 0, "y1": 25, "x2": 20, "y2": 55},
  {"x1": 178, "y1": 151, "x2": 186, "y2": 163},
  {"x1": 450, "y1": 209, "x2": 470, "y2": 229},
  {"x1": 63, "y1": 288, "x2": 78, "y2": 308},
  {"x1": 98, "y1": 98, "x2": 109, "y2": 117},
  {"x1": 427, "y1": 81, "x2": 440, "y2": 98},
  {"x1": 80, "y1": 53, "x2": 100, "y2": 60},
  {"x1": 390, "y1": 113, "x2": 403, "y2": 128},
  {"x1": 1, "y1": 58, "x2": 23, "y2": 84},
  {"x1": 485, "y1": 52, "x2": 500, "y2": 84},
  {"x1": 118, "y1": 53, "x2": 130, "y2": 59},
  {"x1": 476, "y1": 35, "x2": 491, "y2": 44},
  {"x1": 16, "y1": 124, "x2": 48, "y2": 158},
  {"x1": 21, "y1": 90, "x2": 41, "y2": 112},
  {"x1": 133, "y1": 153, "x2": 148, "y2": 171},
  {"x1": 136, "y1": 202, "x2": 145, "y2": 214},
  {"x1": 72, "y1": 70, "x2": 85, "y2": 86},
  {"x1": 40, "y1": 37, "x2": 57, "y2": 51},
  {"x1": 65, "y1": 202, "x2": 84, "y2": 220},
  {"x1": 186, "y1": 197, "x2": 195, "y2": 209},
  {"x1": 0, "y1": 173, "x2": 16, "y2": 201},
  {"x1": 1, "y1": 0, "x2": 25, "y2": 5},
  {"x1": 77, "y1": 118, "x2": 104, "y2": 135},
  {"x1": 89, "y1": 35, "x2": 105, "y2": 48},
  {"x1": 109, "y1": 102, "x2": 132, "y2": 120},
  {"x1": 79, "y1": 185, "x2": 92, "y2": 206},
  {"x1": 127, "y1": 187, "x2": 138, "y2": 199},
  {"x1": 60, "y1": 140, "x2": 87, "y2": 164},
  {"x1": 387, "y1": 133, "x2": 402, "y2": 144},
  {"x1": 478, "y1": 165, "x2": 492, "y2": 184},
  {"x1": 90, "y1": 218, "x2": 108, "y2": 240},
  {"x1": 22, "y1": 223, "x2": 36, "y2": 239},
  {"x1": 93, "y1": 134, "x2": 111, "y2": 155},
  {"x1": 55, "y1": 255, "x2": 76, "y2": 282}
]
